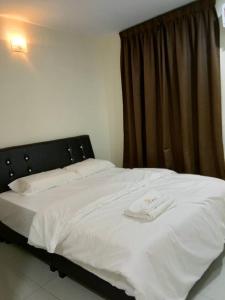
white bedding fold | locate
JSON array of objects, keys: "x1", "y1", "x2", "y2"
[
  {"x1": 28, "y1": 168, "x2": 173, "y2": 253},
  {"x1": 124, "y1": 190, "x2": 174, "y2": 221}
]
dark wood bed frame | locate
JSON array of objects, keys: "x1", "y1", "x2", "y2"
[{"x1": 0, "y1": 135, "x2": 134, "y2": 300}]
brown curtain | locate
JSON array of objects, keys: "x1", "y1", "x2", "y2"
[{"x1": 120, "y1": 0, "x2": 225, "y2": 179}]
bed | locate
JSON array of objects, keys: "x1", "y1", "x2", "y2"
[
  {"x1": 0, "y1": 135, "x2": 225, "y2": 300},
  {"x1": 0, "y1": 135, "x2": 134, "y2": 299}
]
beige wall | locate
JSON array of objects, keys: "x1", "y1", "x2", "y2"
[
  {"x1": 92, "y1": 34, "x2": 123, "y2": 166},
  {"x1": 0, "y1": 17, "x2": 111, "y2": 161}
]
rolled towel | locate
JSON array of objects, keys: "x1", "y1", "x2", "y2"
[{"x1": 124, "y1": 190, "x2": 174, "y2": 221}]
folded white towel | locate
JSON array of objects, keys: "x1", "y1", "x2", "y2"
[{"x1": 124, "y1": 190, "x2": 174, "y2": 221}]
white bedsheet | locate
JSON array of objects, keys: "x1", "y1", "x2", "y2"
[
  {"x1": 28, "y1": 168, "x2": 225, "y2": 300},
  {"x1": 0, "y1": 192, "x2": 36, "y2": 237},
  {"x1": 0, "y1": 168, "x2": 132, "y2": 236},
  {"x1": 0, "y1": 168, "x2": 170, "y2": 237}
]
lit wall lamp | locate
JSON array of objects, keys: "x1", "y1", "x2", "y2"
[{"x1": 10, "y1": 36, "x2": 27, "y2": 53}]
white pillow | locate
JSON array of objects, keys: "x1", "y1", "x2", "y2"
[
  {"x1": 9, "y1": 169, "x2": 80, "y2": 195},
  {"x1": 64, "y1": 158, "x2": 115, "y2": 177}
]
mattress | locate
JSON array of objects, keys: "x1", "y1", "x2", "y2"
[
  {"x1": 0, "y1": 167, "x2": 172, "y2": 238},
  {"x1": 0, "y1": 168, "x2": 129, "y2": 237},
  {"x1": 0, "y1": 191, "x2": 39, "y2": 237}
]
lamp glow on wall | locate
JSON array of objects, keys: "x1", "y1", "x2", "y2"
[{"x1": 10, "y1": 35, "x2": 27, "y2": 53}]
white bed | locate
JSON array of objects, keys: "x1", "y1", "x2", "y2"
[
  {"x1": 1, "y1": 167, "x2": 225, "y2": 300},
  {"x1": 0, "y1": 167, "x2": 129, "y2": 236},
  {"x1": 0, "y1": 167, "x2": 172, "y2": 237}
]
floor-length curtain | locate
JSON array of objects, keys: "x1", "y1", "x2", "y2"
[{"x1": 120, "y1": 0, "x2": 225, "y2": 179}]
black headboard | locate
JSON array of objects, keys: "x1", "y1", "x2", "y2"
[{"x1": 0, "y1": 135, "x2": 94, "y2": 193}]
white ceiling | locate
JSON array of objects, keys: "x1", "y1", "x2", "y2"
[{"x1": 0, "y1": 0, "x2": 192, "y2": 35}]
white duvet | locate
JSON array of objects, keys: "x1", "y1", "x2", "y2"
[{"x1": 28, "y1": 168, "x2": 225, "y2": 300}]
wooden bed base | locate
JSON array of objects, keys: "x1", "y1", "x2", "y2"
[{"x1": 0, "y1": 221, "x2": 134, "y2": 300}]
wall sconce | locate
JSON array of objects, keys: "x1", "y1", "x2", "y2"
[{"x1": 10, "y1": 36, "x2": 27, "y2": 53}]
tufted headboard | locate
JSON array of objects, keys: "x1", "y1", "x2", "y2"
[{"x1": 0, "y1": 135, "x2": 94, "y2": 193}]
